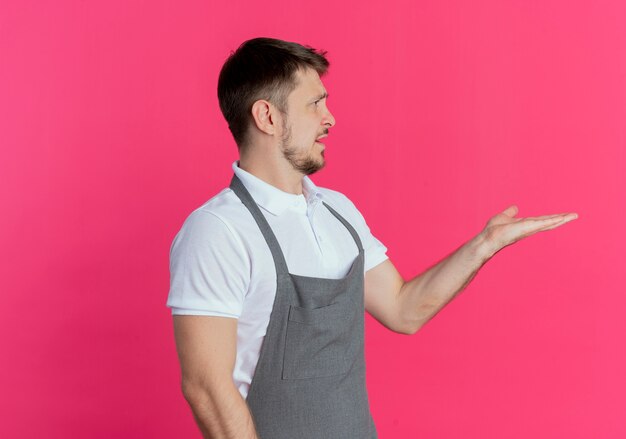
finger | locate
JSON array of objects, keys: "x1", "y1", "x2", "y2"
[
  {"x1": 538, "y1": 216, "x2": 577, "y2": 232},
  {"x1": 525, "y1": 213, "x2": 564, "y2": 222},
  {"x1": 526, "y1": 212, "x2": 578, "y2": 222},
  {"x1": 525, "y1": 214, "x2": 578, "y2": 233}
]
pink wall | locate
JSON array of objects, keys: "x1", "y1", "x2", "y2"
[{"x1": 1, "y1": 0, "x2": 624, "y2": 437}]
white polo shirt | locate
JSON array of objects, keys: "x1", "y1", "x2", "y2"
[{"x1": 167, "y1": 161, "x2": 388, "y2": 399}]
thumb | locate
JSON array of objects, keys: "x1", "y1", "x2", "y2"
[{"x1": 502, "y1": 204, "x2": 519, "y2": 218}]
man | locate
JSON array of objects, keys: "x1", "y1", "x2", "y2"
[{"x1": 167, "y1": 37, "x2": 578, "y2": 439}]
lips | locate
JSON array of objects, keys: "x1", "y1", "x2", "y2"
[{"x1": 316, "y1": 134, "x2": 328, "y2": 144}]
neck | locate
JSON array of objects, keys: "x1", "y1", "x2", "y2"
[{"x1": 238, "y1": 153, "x2": 305, "y2": 196}]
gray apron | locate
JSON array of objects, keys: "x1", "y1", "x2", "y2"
[{"x1": 230, "y1": 174, "x2": 378, "y2": 439}]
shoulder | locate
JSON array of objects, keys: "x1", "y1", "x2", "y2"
[
  {"x1": 170, "y1": 187, "x2": 253, "y2": 258},
  {"x1": 178, "y1": 187, "x2": 247, "y2": 233},
  {"x1": 193, "y1": 187, "x2": 246, "y2": 222},
  {"x1": 167, "y1": 187, "x2": 251, "y2": 317}
]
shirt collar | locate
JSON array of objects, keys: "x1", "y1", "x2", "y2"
[{"x1": 232, "y1": 161, "x2": 323, "y2": 216}]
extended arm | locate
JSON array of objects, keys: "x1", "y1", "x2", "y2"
[{"x1": 364, "y1": 205, "x2": 578, "y2": 334}]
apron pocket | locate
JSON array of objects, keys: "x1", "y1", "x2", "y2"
[{"x1": 282, "y1": 300, "x2": 357, "y2": 380}]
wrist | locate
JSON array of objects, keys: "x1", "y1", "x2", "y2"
[{"x1": 470, "y1": 231, "x2": 497, "y2": 263}]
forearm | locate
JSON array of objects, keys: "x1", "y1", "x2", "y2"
[
  {"x1": 398, "y1": 231, "x2": 494, "y2": 333},
  {"x1": 184, "y1": 382, "x2": 259, "y2": 439}
]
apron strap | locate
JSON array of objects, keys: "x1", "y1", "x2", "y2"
[
  {"x1": 229, "y1": 173, "x2": 290, "y2": 275},
  {"x1": 229, "y1": 173, "x2": 365, "y2": 275},
  {"x1": 321, "y1": 201, "x2": 364, "y2": 253}
]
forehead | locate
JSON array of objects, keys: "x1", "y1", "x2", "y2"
[{"x1": 289, "y1": 68, "x2": 327, "y2": 99}]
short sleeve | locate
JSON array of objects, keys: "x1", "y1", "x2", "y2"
[
  {"x1": 166, "y1": 210, "x2": 250, "y2": 318},
  {"x1": 339, "y1": 195, "x2": 389, "y2": 272}
]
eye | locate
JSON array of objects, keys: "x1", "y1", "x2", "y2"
[{"x1": 314, "y1": 99, "x2": 321, "y2": 107}]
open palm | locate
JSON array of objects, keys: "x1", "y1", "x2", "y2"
[{"x1": 481, "y1": 205, "x2": 578, "y2": 256}]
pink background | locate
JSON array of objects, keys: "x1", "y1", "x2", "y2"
[{"x1": 1, "y1": 0, "x2": 624, "y2": 437}]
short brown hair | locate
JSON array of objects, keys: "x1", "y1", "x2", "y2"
[{"x1": 217, "y1": 37, "x2": 329, "y2": 152}]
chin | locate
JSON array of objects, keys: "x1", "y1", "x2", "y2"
[{"x1": 302, "y1": 157, "x2": 325, "y2": 175}]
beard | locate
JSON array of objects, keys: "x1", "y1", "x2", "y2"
[{"x1": 279, "y1": 116, "x2": 326, "y2": 176}]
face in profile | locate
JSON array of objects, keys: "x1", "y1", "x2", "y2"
[{"x1": 278, "y1": 68, "x2": 336, "y2": 175}]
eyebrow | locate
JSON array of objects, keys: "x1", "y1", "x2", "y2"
[{"x1": 312, "y1": 91, "x2": 329, "y2": 102}]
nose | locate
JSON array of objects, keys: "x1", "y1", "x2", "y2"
[{"x1": 323, "y1": 107, "x2": 336, "y2": 128}]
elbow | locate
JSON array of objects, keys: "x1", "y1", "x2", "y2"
[
  {"x1": 181, "y1": 375, "x2": 236, "y2": 408},
  {"x1": 181, "y1": 380, "x2": 212, "y2": 407},
  {"x1": 181, "y1": 383, "x2": 200, "y2": 406},
  {"x1": 396, "y1": 306, "x2": 429, "y2": 335},
  {"x1": 403, "y1": 324, "x2": 422, "y2": 335},
  {"x1": 394, "y1": 320, "x2": 422, "y2": 335}
]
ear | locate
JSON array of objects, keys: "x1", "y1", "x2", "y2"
[{"x1": 250, "y1": 100, "x2": 279, "y2": 136}]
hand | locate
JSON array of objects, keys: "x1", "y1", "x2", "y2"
[{"x1": 479, "y1": 205, "x2": 578, "y2": 258}]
